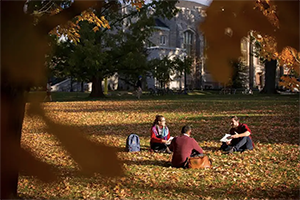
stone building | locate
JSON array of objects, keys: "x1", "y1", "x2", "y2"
[{"x1": 145, "y1": 1, "x2": 209, "y2": 90}]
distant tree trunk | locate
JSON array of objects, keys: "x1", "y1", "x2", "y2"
[
  {"x1": 261, "y1": 59, "x2": 278, "y2": 94},
  {"x1": 1, "y1": 86, "x2": 27, "y2": 199},
  {"x1": 70, "y1": 77, "x2": 73, "y2": 92},
  {"x1": 90, "y1": 76, "x2": 105, "y2": 97},
  {"x1": 81, "y1": 82, "x2": 84, "y2": 92},
  {"x1": 179, "y1": 74, "x2": 182, "y2": 90}
]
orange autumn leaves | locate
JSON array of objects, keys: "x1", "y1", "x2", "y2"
[
  {"x1": 48, "y1": 0, "x2": 143, "y2": 43},
  {"x1": 19, "y1": 97, "x2": 300, "y2": 199},
  {"x1": 50, "y1": 9, "x2": 111, "y2": 43}
]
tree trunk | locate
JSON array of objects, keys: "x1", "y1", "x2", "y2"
[
  {"x1": 90, "y1": 76, "x2": 105, "y2": 97},
  {"x1": 70, "y1": 77, "x2": 73, "y2": 92},
  {"x1": 81, "y1": 82, "x2": 84, "y2": 92},
  {"x1": 1, "y1": 86, "x2": 27, "y2": 199},
  {"x1": 261, "y1": 59, "x2": 278, "y2": 94}
]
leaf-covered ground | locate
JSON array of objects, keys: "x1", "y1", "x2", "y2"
[{"x1": 19, "y1": 93, "x2": 299, "y2": 199}]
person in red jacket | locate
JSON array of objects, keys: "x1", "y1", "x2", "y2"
[
  {"x1": 220, "y1": 116, "x2": 254, "y2": 153},
  {"x1": 169, "y1": 125, "x2": 203, "y2": 168},
  {"x1": 150, "y1": 115, "x2": 171, "y2": 153}
]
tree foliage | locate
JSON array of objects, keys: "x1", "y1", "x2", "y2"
[
  {"x1": 149, "y1": 56, "x2": 193, "y2": 89},
  {"x1": 49, "y1": 0, "x2": 179, "y2": 96},
  {"x1": 229, "y1": 60, "x2": 248, "y2": 89}
]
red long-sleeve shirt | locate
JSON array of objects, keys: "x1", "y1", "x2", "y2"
[{"x1": 150, "y1": 126, "x2": 170, "y2": 144}]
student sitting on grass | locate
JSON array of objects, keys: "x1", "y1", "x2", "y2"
[
  {"x1": 220, "y1": 116, "x2": 254, "y2": 153},
  {"x1": 150, "y1": 115, "x2": 172, "y2": 153},
  {"x1": 169, "y1": 125, "x2": 203, "y2": 168}
]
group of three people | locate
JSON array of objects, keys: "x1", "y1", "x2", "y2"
[{"x1": 150, "y1": 115, "x2": 254, "y2": 168}]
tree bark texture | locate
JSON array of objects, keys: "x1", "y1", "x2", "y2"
[
  {"x1": 90, "y1": 76, "x2": 105, "y2": 97},
  {"x1": 81, "y1": 82, "x2": 84, "y2": 92}
]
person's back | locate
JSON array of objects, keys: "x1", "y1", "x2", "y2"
[{"x1": 169, "y1": 125, "x2": 203, "y2": 168}]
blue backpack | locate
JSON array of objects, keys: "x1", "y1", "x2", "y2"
[{"x1": 126, "y1": 134, "x2": 140, "y2": 152}]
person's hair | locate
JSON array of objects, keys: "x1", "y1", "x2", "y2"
[
  {"x1": 152, "y1": 115, "x2": 164, "y2": 127},
  {"x1": 181, "y1": 125, "x2": 192, "y2": 134},
  {"x1": 231, "y1": 116, "x2": 239, "y2": 121}
]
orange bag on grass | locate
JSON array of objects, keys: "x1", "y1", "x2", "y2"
[{"x1": 188, "y1": 155, "x2": 212, "y2": 169}]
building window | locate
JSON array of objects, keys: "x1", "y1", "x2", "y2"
[
  {"x1": 160, "y1": 35, "x2": 166, "y2": 45},
  {"x1": 183, "y1": 31, "x2": 193, "y2": 55}
]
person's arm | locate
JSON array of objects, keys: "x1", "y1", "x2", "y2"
[
  {"x1": 192, "y1": 139, "x2": 203, "y2": 154},
  {"x1": 230, "y1": 131, "x2": 250, "y2": 138},
  {"x1": 230, "y1": 124, "x2": 251, "y2": 139}
]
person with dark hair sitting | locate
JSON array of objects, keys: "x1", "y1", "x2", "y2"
[
  {"x1": 169, "y1": 125, "x2": 203, "y2": 168},
  {"x1": 220, "y1": 116, "x2": 254, "y2": 153},
  {"x1": 150, "y1": 115, "x2": 172, "y2": 153}
]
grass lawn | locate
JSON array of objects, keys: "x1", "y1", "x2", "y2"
[{"x1": 19, "y1": 92, "x2": 299, "y2": 199}]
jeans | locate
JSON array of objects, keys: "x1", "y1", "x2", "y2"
[
  {"x1": 150, "y1": 142, "x2": 168, "y2": 152},
  {"x1": 220, "y1": 136, "x2": 253, "y2": 152}
]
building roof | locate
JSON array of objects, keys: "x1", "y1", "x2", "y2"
[
  {"x1": 176, "y1": 0, "x2": 208, "y2": 9},
  {"x1": 154, "y1": 18, "x2": 169, "y2": 29}
]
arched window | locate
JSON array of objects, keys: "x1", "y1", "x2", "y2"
[{"x1": 183, "y1": 31, "x2": 193, "y2": 56}]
